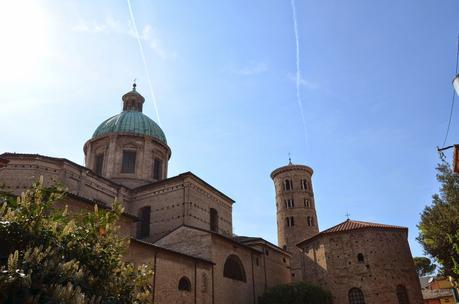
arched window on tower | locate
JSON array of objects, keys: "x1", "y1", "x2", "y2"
[
  {"x1": 210, "y1": 208, "x2": 219, "y2": 232},
  {"x1": 223, "y1": 254, "x2": 246, "y2": 282},
  {"x1": 357, "y1": 253, "x2": 364, "y2": 263},
  {"x1": 396, "y1": 285, "x2": 410, "y2": 304},
  {"x1": 286, "y1": 217, "x2": 295, "y2": 227},
  {"x1": 178, "y1": 276, "x2": 191, "y2": 291},
  {"x1": 348, "y1": 288, "x2": 365, "y2": 304},
  {"x1": 301, "y1": 179, "x2": 308, "y2": 190},
  {"x1": 304, "y1": 198, "x2": 311, "y2": 207},
  {"x1": 307, "y1": 216, "x2": 314, "y2": 227},
  {"x1": 284, "y1": 179, "x2": 292, "y2": 191}
]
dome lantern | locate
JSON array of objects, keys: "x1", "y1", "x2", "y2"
[{"x1": 122, "y1": 82, "x2": 145, "y2": 112}]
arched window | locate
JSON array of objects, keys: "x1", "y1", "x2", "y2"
[
  {"x1": 348, "y1": 288, "x2": 365, "y2": 304},
  {"x1": 357, "y1": 253, "x2": 364, "y2": 263},
  {"x1": 210, "y1": 208, "x2": 219, "y2": 232},
  {"x1": 307, "y1": 216, "x2": 313, "y2": 227},
  {"x1": 284, "y1": 179, "x2": 292, "y2": 191},
  {"x1": 223, "y1": 254, "x2": 246, "y2": 282},
  {"x1": 396, "y1": 285, "x2": 409, "y2": 304},
  {"x1": 178, "y1": 276, "x2": 191, "y2": 291}
]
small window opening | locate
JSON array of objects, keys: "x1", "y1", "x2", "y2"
[
  {"x1": 357, "y1": 253, "x2": 364, "y2": 263},
  {"x1": 284, "y1": 179, "x2": 292, "y2": 191},
  {"x1": 307, "y1": 216, "x2": 314, "y2": 227},
  {"x1": 210, "y1": 208, "x2": 219, "y2": 232},
  {"x1": 348, "y1": 288, "x2": 366, "y2": 304},
  {"x1": 301, "y1": 179, "x2": 308, "y2": 190},
  {"x1": 121, "y1": 150, "x2": 136, "y2": 173},
  {"x1": 95, "y1": 153, "x2": 104, "y2": 175},
  {"x1": 153, "y1": 158, "x2": 162, "y2": 180},
  {"x1": 178, "y1": 276, "x2": 191, "y2": 291},
  {"x1": 396, "y1": 285, "x2": 410, "y2": 304},
  {"x1": 138, "y1": 206, "x2": 151, "y2": 238}
]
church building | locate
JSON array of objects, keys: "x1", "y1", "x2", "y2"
[{"x1": 0, "y1": 85, "x2": 422, "y2": 304}]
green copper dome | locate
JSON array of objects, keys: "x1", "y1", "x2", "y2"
[
  {"x1": 92, "y1": 111, "x2": 166, "y2": 143},
  {"x1": 92, "y1": 85, "x2": 167, "y2": 144}
]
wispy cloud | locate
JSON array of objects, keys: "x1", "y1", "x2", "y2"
[
  {"x1": 228, "y1": 62, "x2": 268, "y2": 76},
  {"x1": 287, "y1": 73, "x2": 319, "y2": 90},
  {"x1": 72, "y1": 17, "x2": 175, "y2": 59}
]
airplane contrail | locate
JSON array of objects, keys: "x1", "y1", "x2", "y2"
[
  {"x1": 126, "y1": 0, "x2": 161, "y2": 126},
  {"x1": 291, "y1": 0, "x2": 308, "y2": 145}
]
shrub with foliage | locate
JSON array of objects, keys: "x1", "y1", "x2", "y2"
[
  {"x1": 258, "y1": 281, "x2": 333, "y2": 304},
  {"x1": 0, "y1": 177, "x2": 153, "y2": 303}
]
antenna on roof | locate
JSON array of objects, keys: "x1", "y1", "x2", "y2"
[
  {"x1": 345, "y1": 212, "x2": 351, "y2": 220},
  {"x1": 288, "y1": 152, "x2": 292, "y2": 165}
]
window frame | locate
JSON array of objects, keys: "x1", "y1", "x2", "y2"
[
  {"x1": 153, "y1": 158, "x2": 162, "y2": 180},
  {"x1": 178, "y1": 276, "x2": 191, "y2": 292},
  {"x1": 223, "y1": 254, "x2": 246, "y2": 282},
  {"x1": 121, "y1": 150, "x2": 137, "y2": 173}
]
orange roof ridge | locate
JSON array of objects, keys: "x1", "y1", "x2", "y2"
[{"x1": 297, "y1": 219, "x2": 408, "y2": 247}]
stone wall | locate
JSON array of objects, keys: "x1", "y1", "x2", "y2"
[
  {"x1": 0, "y1": 154, "x2": 130, "y2": 209},
  {"x1": 300, "y1": 228, "x2": 423, "y2": 304},
  {"x1": 127, "y1": 240, "x2": 214, "y2": 304},
  {"x1": 156, "y1": 226, "x2": 292, "y2": 304},
  {"x1": 129, "y1": 173, "x2": 233, "y2": 242}
]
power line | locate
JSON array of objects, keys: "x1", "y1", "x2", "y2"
[
  {"x1": 441, "y1": 37, "x2": 459, "y2": 148},
  {"x1": 126, "y1": 0, "x2": 162, "y2": 126}
]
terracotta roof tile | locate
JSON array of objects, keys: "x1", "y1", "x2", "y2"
[
  {"x1": 321, "y1": 219, "x2": 406, "y2": 234},
  {"x1": 297, "y1": 219, "x2": 407, "y2": 247}
]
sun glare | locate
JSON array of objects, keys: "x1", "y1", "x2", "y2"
[{"x1": 0, "y1": 1, "x2": 49, "y2": 82}]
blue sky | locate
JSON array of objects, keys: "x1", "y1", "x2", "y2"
[{"x1": 0, "y1": 0, "x2": 458, "y2": 258}]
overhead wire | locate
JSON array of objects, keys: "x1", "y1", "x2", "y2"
[
  {"x1": 126, "y1": 0, "x2": 162, "y2": 126},
  {"x1": 441, "y1": 37, "x2": 459, "y2": 148}
]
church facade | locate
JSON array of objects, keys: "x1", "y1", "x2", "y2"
[{"x1": 0, "y1": 85, "x2": 422, "y2": 304}]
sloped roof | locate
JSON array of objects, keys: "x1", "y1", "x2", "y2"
[
  {"x1": 422, "y1": 288, "x2": 454, "y2": 300},
  {"x1": 234, "y1": 235, "x2": 290, "y2": 255},
  {"x1": 297, "y1": 219, "x2": 408, "y2": 247}
]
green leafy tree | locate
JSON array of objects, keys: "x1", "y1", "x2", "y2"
[
  {"x1": 258, "y1": 282, "x2": 333, "y2": 304},
  {"x1": 413, "y1": 257, "x2": 436, "y2": 277},
  {"x1": 417, "y1": 155, "x2": 459, "y2": 281},
  {"x1": 0, "y1": 177, "x2": 153, "y2": 303}
]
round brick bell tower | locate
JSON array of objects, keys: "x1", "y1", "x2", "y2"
[{"x1": 271, "y1": 160, "x2": 319, "y2": 280}]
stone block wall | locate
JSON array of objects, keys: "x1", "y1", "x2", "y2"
[{"x1": 300, "y1": 229, "x2": 423, "y2": 304}]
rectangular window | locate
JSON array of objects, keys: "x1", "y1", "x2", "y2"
[
  {"x1": 210, "y1": 208, "x2": 219, "y2": 232},
  {"x1": 94, "y1": 153, "x2": 104, "y2": 175},
  {"x1": 121, "y1": 150, "x2": 136, "y2": 173},
  {"x1": 153, "y1": 158, "x2": 162, "y2": 180},
  {"x1": 138, "y1": 206, "x2": 151, "y2": 238}
]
